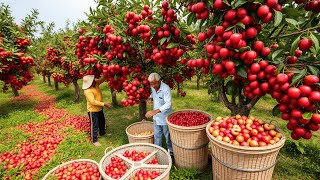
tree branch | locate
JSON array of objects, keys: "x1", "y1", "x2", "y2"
[
  {"x1": 218, "y1": 81, "x2": 233, "y2": 110},
  {"x1": 238, "y1": 82, "x2": 244, "y2": 109},
  {"x1": 231, "y1": 92, "x2": 236, "y2": 106},
  {"x1": 245, "y1": 96, "x2": 261, "y2": 109},
  {"x1": 274, "y1": 24, "x2": 287, "y2": 38},
  {"x1": 270, "y1": 25, "x2": 320, "y2": 39},
  {"x1": 268, "y1": 26, "x2": 278, "y2": 38}
]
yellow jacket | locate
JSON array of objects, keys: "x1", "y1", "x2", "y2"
[{"x1": 84, "y1": 76, "x2": 105, "y2": 112}]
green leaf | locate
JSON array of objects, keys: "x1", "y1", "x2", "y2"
[
  {"x1": 272, "y1": 49, "x2": 284, "y2": 61},
  {"x1": 290, "y1": 69, "x2": 307, "y2": 86},
  {"x1": 311, "y1": 18, "x2": 319, "y2": 27},
  {"x1": 159, "y1": 38, "x2": 167, "y2": 45},
  {"x1": 212, "y1": 13, "x2": 223, "y2": 25},
  {"x1": 307, "y1": 65, "x2": 320, "y2": 76},
  {"x1": 235, "y1": 22, "x2": 245, "y2": 29},
  {"x1": 302, "y1": 112, "x2": 312, "y2": 120},
  {"x1": 84, "y1": 65, "x2": 90, "y2": 71},
  {"x1": 276, "y1": 63, "x2": 284, "y2": 75},
  {"x1": 272, "y1": 104, "x2": 280, "y2": 116},
  {"x1": 222, "y1": 0, "x2": 231, "y2": 6},
  {"x1": 310, "y1": 33, "x2": 319, "y2": 53},
  {"x1": 225, "y1": 26, "x2": 234, "y2": 31},
  {"x1": 187, "y1": 13, "x2": 195, "y2": 25},
  {"x1": 290, "y1": 35, "x2": 301, "y2": 55},
  {"x1": 239, "y1": 47, "x2": 250, "y2": 52},
  {"x1": 274, "y1": 11, "x2": 283, "y2": 27},
  {"x1": 285, "y1": 18, "x2": 298, "y2": 27},
  {"x1": 236, "y1": 66, "x2": 247, "y2": 78},
  {"x1": 199, "y1": 20, "x2": 206, "y2": 31},
  {"x1": 232, "y1": 0, "x2": 247, "y2": 8},
  {"x1": 166, "y1": 43, "x2": 178, "y2": 49},
  {"x1": 294, "y1": 142, "x2": 305, "y2": 154}
]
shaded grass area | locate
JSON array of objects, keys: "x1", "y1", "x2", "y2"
[
  {"x1": 0, "y1": 92, "x2": 38, "y2": 118},
  {"x1": 0, "y1": 110, "x2": 47, "y2": 129},
  {"x1": 0, "y1": 77, "x2": 319, "y2": 179}
]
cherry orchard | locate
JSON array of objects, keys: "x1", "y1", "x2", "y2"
[{"x1": 75, "y1": 1, "x2": 196, "y2": 120}]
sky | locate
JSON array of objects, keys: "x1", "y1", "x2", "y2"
[{"x1": 1, "y1": 0, "x2": 97, "y2": 32}]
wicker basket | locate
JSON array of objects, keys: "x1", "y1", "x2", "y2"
[
  {"x1": 99, "y1": 143, "x2": 172, "y2": 180},
  {"x1": 166, "y1": 109, "x2": 212, "y2": 172},
  {"x1": 42, "y1": 159, "x2": 101, "y2": 180},
  {"x1": 126, "y1": 121, "x2": 154, "y2": 144},
  {"x1": 206, "y1": 121, "x2": 286, "y2": 180}
]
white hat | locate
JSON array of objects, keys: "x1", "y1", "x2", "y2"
[{"x1": 82, "y1": 75, "x2": 95, "y2": 90}]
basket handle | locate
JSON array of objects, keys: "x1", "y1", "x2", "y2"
[
  {"x1": 268, "y1": 120, "x2": 279, "y2": 127},
  {"x1": 104, "y1": 146, "x2": 113, "y2": 155}
]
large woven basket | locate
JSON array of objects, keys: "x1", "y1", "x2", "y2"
[
  {"x1": 166, "y1": 109, "x2": 212, "y2": 172},
  {"x1": 99, "y1": 143, "x2": 172, "y2": 180},
  {"x1": 206, "y1": 121, "x2": 286, "y2": 180},
  {"x1": 42, "y1": 159, "x2": 101, "y2": 179},
  {"x1": 126, "y1": 121, "x2": 154, "y2": 144}
]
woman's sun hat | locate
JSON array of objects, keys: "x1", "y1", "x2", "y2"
[{"x1": 82, "y1": 75, "x2": 95, "y2": 90}]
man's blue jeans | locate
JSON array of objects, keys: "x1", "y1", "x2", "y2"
[{"x1": 154, "y1": 123, "x2": 173, "y2": 156}]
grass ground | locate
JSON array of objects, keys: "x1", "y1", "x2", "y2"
[{"x1": 0, "y1": 76, "x2": 319, "y2": 179}]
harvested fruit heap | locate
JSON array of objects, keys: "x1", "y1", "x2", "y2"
[
  {"x1": 130, "y1": 169, "x2": 162, "y2": 180},
  {"x1": 105, "y1": 156, "x2": 129, "y2": 179},
  {"x1": 50, "y1": 161, "x2": 100, "y2": 180},
  {"x1": 208, "y1": 115, "x2": 283, "y2": 147},
  {"x1": 123, "y1": 150, "x2": 151, "y2": 162},
  {"x1": 105, "y1": 150, "x2": 161, "y2": 179},
  {"x1": 147, "y1": 158, "x2": 159, "y2": 165},
  {"x1": 169, "y1": 111, "x2": 210, "y2": 126},
  {"x1": 134, "y1": 131, "x2": 153, "y2": 136}
]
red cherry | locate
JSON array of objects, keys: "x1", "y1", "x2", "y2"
[
  {"x1": 298, "y1": 38, "x2": 313, "y2": 52},
  {"x1": 257, "y1": 5, "x2": 270, "y2": 18}
]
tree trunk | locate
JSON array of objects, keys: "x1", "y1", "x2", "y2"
[
  {"x1": 196, "y1": 74, "x2": 200, "y2": 90},
  {"x1": 11, "y1": 85, "x2": 19, "y2": 97},
  {"x1": 43, "y1": 74, "x2": 46, "y2": 83},
  {"x1": 111, "y1": 88, "x2": 118, "y2": 107},
  {"x1": 177, "y1": 83, "x2": 181, "y2": 97},
  {"x1": 139, "y1": 98, "x2": 147, "y2": 121},
  {"x1": 73, "y1": 80, "x2": 80, "y2": 103},
  {"x1": 54, "y1": 79, "x2": 59, "y2": 90},
  {"x1": 218, "y1": 81, "x2": 260, "y2": 116},
  {"x1": 48, "y1": 74, "x2": 52, "y2": 86}
]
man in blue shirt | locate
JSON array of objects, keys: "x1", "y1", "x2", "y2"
[{"x1": 145, "y1": 73, "x2": 174, "y2": 159}]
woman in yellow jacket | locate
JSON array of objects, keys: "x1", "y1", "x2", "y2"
[{"x1": 82, "y1": 75, "x2": 111, "y2": 146}]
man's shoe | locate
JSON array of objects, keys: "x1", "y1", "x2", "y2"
[{"x1": 93, "y1": 142, "x2": 101, "y2": 146}]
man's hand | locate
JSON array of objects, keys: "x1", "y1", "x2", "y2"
[
  {"x1": 104, "y1": 102, "x2": 112, "y2": 108},
  {"x1": 145, "y1": 109, "x2": 160, "y2": 118}
]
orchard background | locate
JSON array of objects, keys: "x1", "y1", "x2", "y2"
[{"x1": 0, "y1": 0, "x2": 320, "y2": 179}]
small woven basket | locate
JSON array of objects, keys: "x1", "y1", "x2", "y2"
[
  {"x1": 42, "y1": 159, "x2": 101, "y2": 180},
  {"x1": 99, "y1": 143, "x2": 172, "y2": 180},
  {"x1": 206, "y1": 121, "x2": 286, "y2": 180},
  {"x1": 126, "y1": 121, "x2": 154, "y2": 144},
  {"x1": 166, "y1": 109, "x2": 212, "y2": 172}
]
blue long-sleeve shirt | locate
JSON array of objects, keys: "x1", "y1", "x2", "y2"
[{"x1": 149, "y1": 82, "x2": 172, "y2": 125}]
